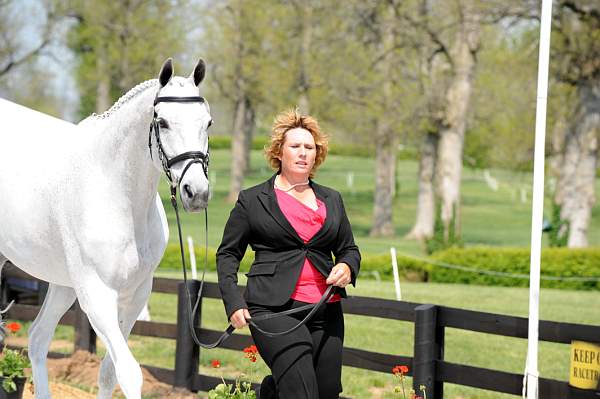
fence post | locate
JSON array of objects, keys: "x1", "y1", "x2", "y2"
[
  {"x1": 413, "y1": 304, "x2": 444, "y2": 399},
  {"x1": 74, "y1": 301, "x2": 96, "y2": 353},
  {"x1": 174, "y1": 280, "x2": 201, "y2": 391}
]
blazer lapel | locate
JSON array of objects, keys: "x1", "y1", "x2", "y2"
[
  {"x1": 308, "y1": 181, "x2": 334, "y2": 244},
  {"x1": 258, "y1": 174, "x2": 304, "y2": 243}
]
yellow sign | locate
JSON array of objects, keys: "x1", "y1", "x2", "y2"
[{"x1": 570, "y1": 340, "x2": 600, "y2": 390}]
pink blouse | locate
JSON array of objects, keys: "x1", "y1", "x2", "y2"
[{"x1": 275, "y1": 188, "x2": 341, "y2": 303}]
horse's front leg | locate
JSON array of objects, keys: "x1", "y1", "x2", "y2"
[
  {"x1": 96, "y1": 276, "x2": 153, "y2": 399},
  {"x1": 76, "y1": 276, "x2": 143, "y2": 399},
  {"x1": 28, "y1": 284, "x2": 77, "y2": 399}
]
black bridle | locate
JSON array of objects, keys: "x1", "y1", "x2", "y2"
[
  {"x1": 148, "y1": 95, "x2": 210, "y2": 190},
  {"x1": 151, "y1": 94, "x2": 337, "y2": 349}
]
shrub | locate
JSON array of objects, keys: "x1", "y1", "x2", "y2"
[{"x1": 429, "y1": 247, "x2": 600, "y2": 290}]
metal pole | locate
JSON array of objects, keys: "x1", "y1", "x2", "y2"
[{"x1": 525, "y1": 1, "x2": 553, "y2": 398}]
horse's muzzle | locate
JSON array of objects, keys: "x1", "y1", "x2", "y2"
[{"x1": 180, "y1": 182, "x2": 209, "y2": 212}]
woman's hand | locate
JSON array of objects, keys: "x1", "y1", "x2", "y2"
[
  {"x1": 326, "y1": 262, "x2": 352, "y2": 288},
  {"x1": 230, "y1": 308, "x2": 251, "y2": 329}
]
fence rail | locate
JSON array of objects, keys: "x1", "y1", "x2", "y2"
[{"x1": 3, "y1": 267, "x2": 600, "y2": 398}]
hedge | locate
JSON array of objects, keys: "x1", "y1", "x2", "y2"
[
  {"x1": 157, "y1": 244, "x2": 428, "y2": 282},
  {"x1": 429, "y1": 247, "x2": 600, "y2": 291},
  {"x1": 158, "y1": 244, "x2": 600, "y2": 291}
]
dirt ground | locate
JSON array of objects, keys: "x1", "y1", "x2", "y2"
[{"x1": 12, "y1": 348, "x2": 198, "y2": 399}]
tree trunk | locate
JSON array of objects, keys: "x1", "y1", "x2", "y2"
[
  {"x1": 227, "y1": 96, "x2": 253, "y2": 203},
  {"x1": 118, "y1": 1, "x2": 133, "y2": 93},
  {"x1": 95, "y1": 45, "x2": 111, "y2": 113},
  {"x1": 370, "y1": 117, "x2": 396, "y2": 237},
  {"x1": 369, "y1": 3, "x2": 396, "y2": 237},
  {"x1": 549, "y1": 114, "x2": 568, "y2": 192},
  {"x1": 297, "y1": 1, "x2": 312, "y2": 114},
  {"x1": 406, "y1": 131, "x2": 438, "y2": 240},
  {"x1": 436, "y1": 11, "x2": 479, "y2": 240},
  {"x1": 554, "y1": 82, "x2": 600, "y2": 247},
  {"x1": 243, "y1": 99, "x2": 255, "y2": 174}
]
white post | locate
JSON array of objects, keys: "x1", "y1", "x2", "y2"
[
  {"x1": 525, "y1": 1, "x2": 552, "y2": 398},
  {"x1": 346, "y1": 172, "x2": 354, "y2": 192},
  {"x1": 187, "y1": 236, "x2": 197, "y2": 280},
  {"x1": 390, "y1": 247, "x2": 402, "y2": 301}
]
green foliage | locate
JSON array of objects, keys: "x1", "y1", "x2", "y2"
[
  {"x1": 0, "y1": 349, "x2": 30, "y2": 393},
  {"x1": 359, "y1": 253, "x2": 429, "y2": 282},
  {"x1": 548, "y1": 201, "x2": 569, "y2": 247},
  {"x1": 429, "y1": 247, "x2": 600, "y2": 290},
  {"x1": 425, "y1": 204, "x2": 463, "y2": 255},
  {"x1": 207, "y1": 380, "x2": 256, "y2": 399},
  {"x1": 158, "y1": 244, "x2": 253, "y2": 274}
]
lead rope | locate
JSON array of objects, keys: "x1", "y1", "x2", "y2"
[{"x1": 170, "y1": 186, "x2": 336, "y2": 348}]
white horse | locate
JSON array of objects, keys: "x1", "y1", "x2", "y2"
[{"x1": 0, "y1": 58, "x2": 212, "y2": 398}]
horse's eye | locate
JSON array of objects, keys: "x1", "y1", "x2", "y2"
[{"x1": 158, "y1": 118, "x2": 169, "y2": 129}]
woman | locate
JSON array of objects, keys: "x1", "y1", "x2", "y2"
[{"x1": 216, "y1": 109, "x2": 361, "y2": 399}]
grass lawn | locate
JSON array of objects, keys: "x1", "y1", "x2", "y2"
[{"x1": 159, "y1": 149, "x2": 600, "y2": 256}]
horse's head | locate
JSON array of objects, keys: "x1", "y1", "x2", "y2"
[{"x1": 150, "y1": 58, "x2": 212, "y2": 212}]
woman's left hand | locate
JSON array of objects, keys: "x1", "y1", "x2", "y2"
[{"x1": 326, "y1": 262, "x2": 352, "y2": 288}]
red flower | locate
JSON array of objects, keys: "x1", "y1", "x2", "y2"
[
  {"x1": 5, "y1": 322, "x2": 21, "y2": 333},
  {"x1": 211, "y1": 359, "x2": 221, "y2": 368},
  {"x1": 392, "y1": 365, "x2": 409, "y2": 375},
  {"x1": 243, "y1": 345, "x2": 259, "y2": 363}
]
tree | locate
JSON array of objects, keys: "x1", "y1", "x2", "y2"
[
  {"x1": 405, "y1": 0, "x2": 536, "y2": 242},
  {"x1": 0, "y1": 0, "x2": 69, "y2": 115},
  {"x1": 551, "y1": 0, "x2": 600, "y2": 247},
  {"x1": 200, "y1": 0, "x2": 273, "y2": 203},
  {"x1": 67, "y1": 0, "x2": 190, "y2": 118},
  {"x1": 0, "y1": 0, "x2": 62, "y2": 78}
]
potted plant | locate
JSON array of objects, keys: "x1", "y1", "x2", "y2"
[
  {"x1": 0, "y1": 320, "x2": 30, "y2": 399},
  {"x1": 0, "y1": 348, "x2": 29, "y2": 399}
]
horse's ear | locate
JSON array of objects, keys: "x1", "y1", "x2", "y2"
[
  {"x1": 190, "y1": 59, "x2": 206, "y2": 87},
  {"x1": 159, "y1": 58, "x2": 174, "y2": 87}
]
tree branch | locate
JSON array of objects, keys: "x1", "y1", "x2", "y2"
[{"x1": 0, "y1": 38, "x2": 50, "y2": 77}]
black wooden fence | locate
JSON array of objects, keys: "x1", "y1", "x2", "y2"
[{"x1": 3, "y1": 266, "x2": 600, "y2": 398}]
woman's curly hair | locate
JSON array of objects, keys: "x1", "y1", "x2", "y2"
[{"x1": 264, "y1": 109, "x2": 328, "y2": 179}]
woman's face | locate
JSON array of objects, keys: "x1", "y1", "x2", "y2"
[{"x1": 279, "y1": 128, "x2": 316, "y2": 179}]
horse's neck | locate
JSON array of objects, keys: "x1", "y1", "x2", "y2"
[{"x1": 91, "y1": 85, "x2": 161, "y2": 215}]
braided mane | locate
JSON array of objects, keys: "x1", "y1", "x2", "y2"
[{"x1": 93, "y1": 79, "x2": 158, "y2": 119}]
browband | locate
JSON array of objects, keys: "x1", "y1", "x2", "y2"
[{"x1": 154, "y1": 96, "x2": 204, "y2": 105}]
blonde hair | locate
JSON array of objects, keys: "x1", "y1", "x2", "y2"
[{"x1": 264, "y1": 109, "x2": 328, "y2": 178}]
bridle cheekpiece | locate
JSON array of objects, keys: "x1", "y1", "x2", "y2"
[{"x1": 148, "y1": 94, "x2": 210, "y2": 200}]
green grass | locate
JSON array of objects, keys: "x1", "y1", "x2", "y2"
[{"x1": 161, "y1": 149, "x2": 600, "y2": 256}]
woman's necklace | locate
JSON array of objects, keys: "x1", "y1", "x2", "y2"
[{"x1": 274, "y1": 175, "x2": 309, "y2": 192}]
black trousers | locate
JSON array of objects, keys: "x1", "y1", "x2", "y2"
[{"x1": 248, "y1": 300, "x2": 345, "y2": 399}]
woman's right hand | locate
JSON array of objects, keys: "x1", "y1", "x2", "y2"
[{"x1": 230, "y1": 308, "x2": 251, "y2": 329}]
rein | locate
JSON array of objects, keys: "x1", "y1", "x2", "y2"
[{"x1": 152, "y1": 94, "x2": 335, "y2": 348}]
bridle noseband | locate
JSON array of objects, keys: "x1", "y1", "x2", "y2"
[{"x1": 148, "y1": 95, "x2": 210, "y2": 192}]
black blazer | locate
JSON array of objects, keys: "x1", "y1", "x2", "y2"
[{"x1": 216, "y1": 174, "x2": 361, "y2": 319}]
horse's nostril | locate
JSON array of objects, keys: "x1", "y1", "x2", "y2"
[{"x1": 183, "y1": 184, "x2": 193, "y2": 198}]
